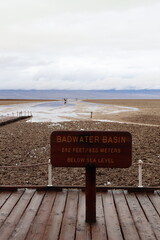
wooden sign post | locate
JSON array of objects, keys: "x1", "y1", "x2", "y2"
[
  {"x1": 51, "y1": 131, "x2": 132, "y2": 223},
  {"x1": 86, "y1": 164, "x2": 96, "y2": 222}
]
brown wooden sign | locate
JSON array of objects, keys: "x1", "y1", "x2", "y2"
[{"x1": 51, "y1": 131, "x2": 132, "y2": 168}]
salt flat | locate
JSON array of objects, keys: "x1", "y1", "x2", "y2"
[{"x1": 0, "y1": 99, "x2": 138, "y2": 122}]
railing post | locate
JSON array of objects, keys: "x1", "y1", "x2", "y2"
[
  {"x1": 138, "y1": 160, "x2": 143, "y2": 187},
  {"x1": 48, "y1": 159, "x2": 53, "y2": 186}
]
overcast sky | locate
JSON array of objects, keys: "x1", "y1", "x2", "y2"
[{"x1": 0, "y1": 0, "x2": 160, "y2": 90}]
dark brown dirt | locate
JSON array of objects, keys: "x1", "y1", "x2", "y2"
[{"x1": 0, "y1": 118, "x2": 159, "y2": 187}]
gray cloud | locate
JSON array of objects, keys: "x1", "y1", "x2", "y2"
[
  {"x1": 0, "y1": 0, "x2": 160, "y2": 90},
  {"x1": 0, "y1": 48, "x2": 159, "y2": 90}
]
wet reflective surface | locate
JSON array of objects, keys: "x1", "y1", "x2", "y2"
[{"x1": 0, "y1": 100, "x2": 138, "y2": 122}]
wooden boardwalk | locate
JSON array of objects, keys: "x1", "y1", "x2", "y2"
[
  {"x1": 0, "y1": 188, "x2": 160, "y2": 240},
  {"x1": 0, "y1": 116, "x2": 32, "y2": 126}
]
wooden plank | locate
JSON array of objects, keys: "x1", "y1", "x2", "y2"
[
  {"x1": 0, "y1": 191, "x2": 12, "y2": 208},
  {"x1": 43, "y1": 191, "x2": 67, "y2": 240},
  {"x1": 0, "y1": 190, "x2": 24, "y2": 228},
  {"x1": 102, "y1": 191, "x2": 123, "y2": 240},
  {"x1": 9, "y1": 191, "x2": 45, "y2": 240},
  {"x1": 59, "y1": 190, "x2": 79, "y2": 240},
  {"x1": 91, "y1": 193, "x2": 107, "y2": 240},
  {"x1": 0, "y1": 189, "x2": 35, "y2": 239},
  {"x1": 113, "y1": 190, "x2": 140, "y2": 240},
  {"x1": 136, "y1": 192, "x2": 160, "y2": 239},
  {"x1": 26, "y1": 191, "x2": 57, "y2": 240},
  {"x1": 75, "y1": 191, "x2": 91, "y2": 240},
  {"x1": 0, "y1": 189, "x2": 159, "y2": 240},
  {"x1": 0, "y1": 185, "x2": 160, "y2": 192},
  {"x1": 147, "y1": 191, "x2": 160, "y2": 215},
  {"x1": 124, "y1": 191, "x2": 156, "y2": 240}
]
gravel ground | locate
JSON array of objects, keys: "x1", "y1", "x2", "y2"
[{"x1": 0, "y1": 118, "x2": 159, "y2": 187}]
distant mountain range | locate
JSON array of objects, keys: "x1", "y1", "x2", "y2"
[{"x1": 0, "y1": 89, "x2": 160, "y2": 99}]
